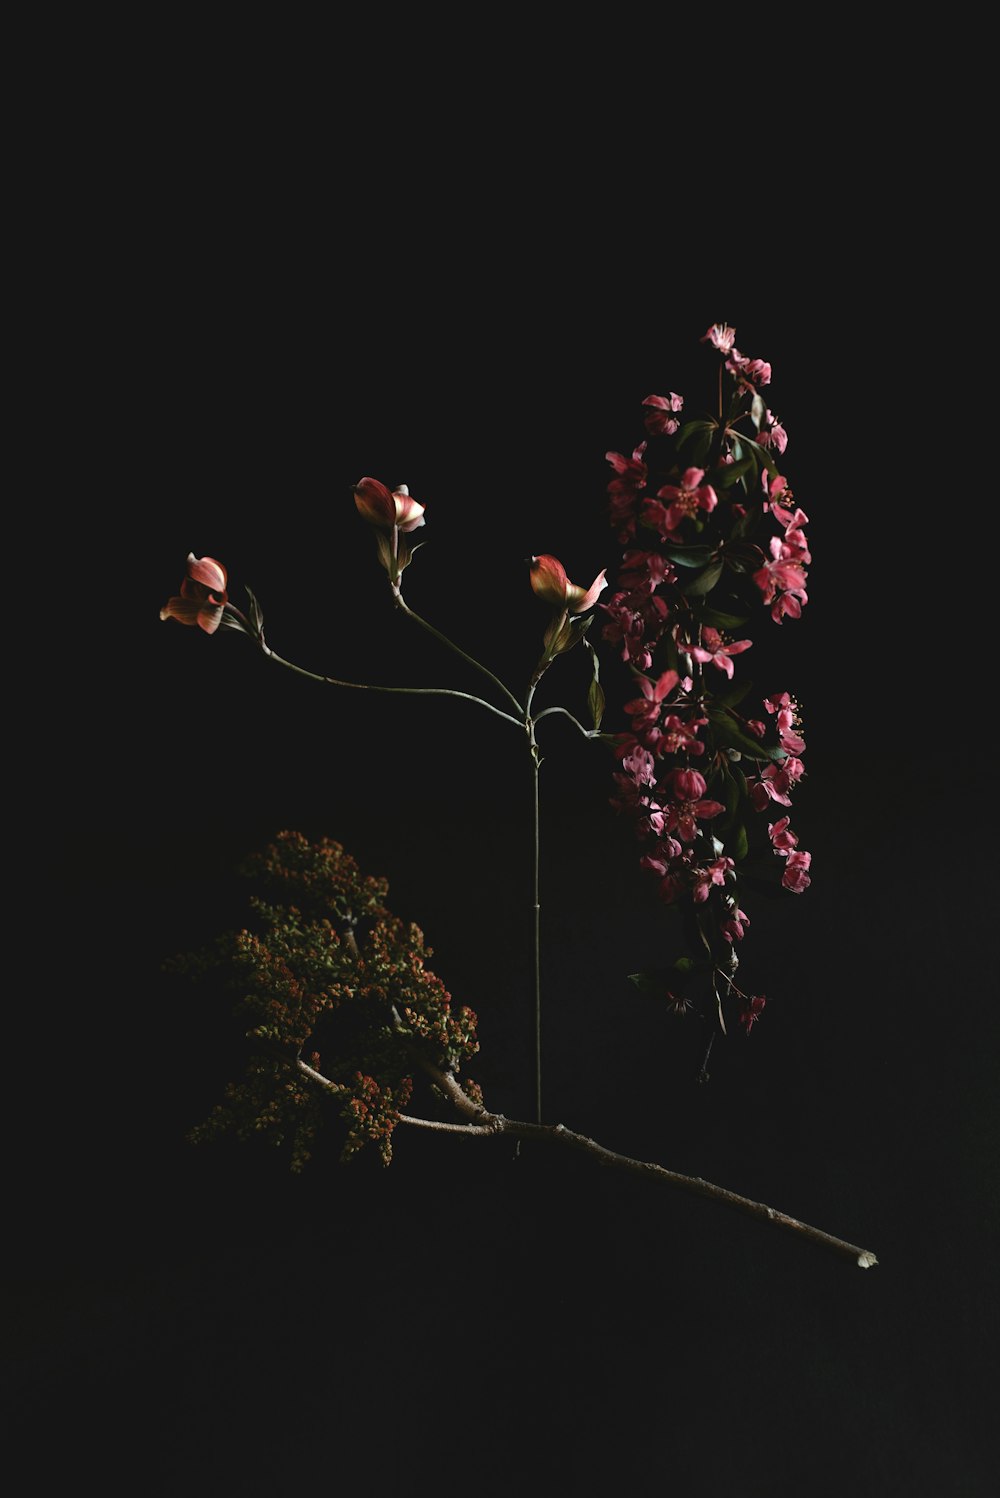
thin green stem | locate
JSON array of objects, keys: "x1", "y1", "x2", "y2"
[
  {"x1": 532, "y1": 744, "x2": 541, "y2": 1124},
  {"x1": 260, "y1": 642, "x2": 524, "y2": 728},
  {"x1": 533, "y1": 705, "x2": 598, "y2": 739},
  {"x1": 394, "y1": 593, "x2": 524, "y2": 714}
]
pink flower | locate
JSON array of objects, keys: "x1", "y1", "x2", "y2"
[
  {"x1": 641, "y1": 393, "x2": 684, "y2": 436},
  {"x1": 606, "y1": 443, "x2": 648, "y2": 485},
  {"x1": 781, "y1": 850, "x2": 812, "y2": 893},
  {"x1": 767, "y1": 816, "x2": 799, "y2": 853},
  {"x1": 763, "y1": 694, "x2": 806, "y2": 755},
  {"x1": 757, "y1": 411, "x2": 788, "y2": 454},
  {"x1": 663, "y1": 776, "x2": 726, "y2": 842},
  {"x1": 650, "y1": 713, "x2": 707, "y2": 757},
  {"x1": 645, "y1": 467, "x2": 718, "y2": 535},
  {"x1": 753, "y1": 540, "x2": 809, "y2": 622},
  {"x1": 605, "y1": 444, "x2": 648, "y2": 542},
  {"x1": 749, "y1": 757, "x2": 805, "y2": 811},
  {"x1": 617, "y1": 551, "x2": 677, "y2": 593},
  {"x1": 761, "y1": 471, "x2": 790, "y2": 513},
  {"x1": 739, "y1": 994, "x2": 766, "y2": 1033},
  {"x1": 354, "y1": 477, "x2": 426, "y2": 532},
  {"x1": 689, "y1": 626, "x2": 752, "y2": 679},
  {"x1": 623, "y1": 669, "x2": 681, "y2": 729},
  {"x1": 160, "y1": 554, "x2": 229, "y2": 635},
  {"x1": 726, "y1": 350, "x2": 772, "y2": 388},
  {"x1": 701, "y1": 323, "x2": 737, "y2": 354},
  {"x1": 529, "y1": 555, "x2": 608, "y2": 613},
  {"x1": 691, "y1": 855, "x2": 734, "y2": 901},
  {"x1": 722, "y1": 907, "x2": 750, "y2": 942}
]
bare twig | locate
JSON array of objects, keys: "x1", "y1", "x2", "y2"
[{"x1": 295, "y1": 1054, "x2": 878, "y2": 1269}]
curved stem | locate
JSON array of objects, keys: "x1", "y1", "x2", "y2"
[
  {"x1": 533, "y1": 705, "x2": 598, "y2": 739},
  {"x1": 394, "y1": 593, "x2": 524, "y2": 714},
  {"x1": 259, "y1": 643, "x2": 524, "y2": 729}
]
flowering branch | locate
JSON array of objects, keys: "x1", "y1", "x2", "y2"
[{"x1": 161, "y1": 324, "x2": 876, "y2": 1270}]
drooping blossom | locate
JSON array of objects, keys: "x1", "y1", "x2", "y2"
[
  {"x1": 739, "y1": 994, "x2": 767, "y2": 1033},
  {"x1": 641, "y1": 392, "x2": 684, "y2": 436},
  {"x1": 753, "y1": 537, "x2": 809, "y2": 622},
  {"x1": 757, "y1": 411, "x2": 788, "y2": 454},
  {"x1": 605, "y1": 443, "x2": 648, "y2": 541},
  {"x1": 721, "y1": 907, "x2": 750, "y2": 943},
  {"x1": 763, "y1": 694, "x2": 806, "y2": 755},
  {"x1": 160, "y1": 554, "x2": 229, "y2": 635},
  {"x1": 689, "y1": 626, "x2": 753, "y2": 679},
  {"x1": 781, "y1": 849, "x2": 812, "y2": 893},
  {"x1": 643, "y1": 467, "x2": 718, "y2": 536},
  {"x1": 354, "y1": 477, "x2": 426, "y2": 532},
  {"x1": 767, "y1": 815, "x2": 799, "y2": 854},
  {"x1": 726, "y1": 350, "x2": 772, "y2": 389},
  {"x1": 749, "y1": 757, "x2": 806, "y2": 811},
  {"x1": 529, "y1": 554, "x2": 608, "y2": 614},
  {"x1": 701, "y1": 323, "x2": 737, "y2": 354},
  {"x1": 691, "y1": 855, "x2": 734, "y2": 902},
  {"x1": 601, "y1": 587, "x2": 670, "y2": 669}
]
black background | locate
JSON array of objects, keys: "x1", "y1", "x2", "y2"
[{"x1": 20, "y1": 68, "x2": 998, "y2": 1496}]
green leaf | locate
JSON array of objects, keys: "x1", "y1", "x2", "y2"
[
  {"x1": 714, "y1": 456, "x2": 755, "y2": 489},
  {"x1": 663, "y1": 544, "x2": 716, "y2": 567},
  {"x1": 675, "y1": 418, "x2": 716, "y2": 446},
  {"x1": 584, "y1": 640, "x2": 605, "y2": 729},
  {"x1": 731, "y1": 821, "x2": 749, "y2": 862},
  {"x1": 750, "y1": 392, "x2": 766, "y2": 431},
  {"x1": 713, "y1": 677, "x2": 754, "y2": 708},
  {"x1": 700, "y1": 605, "x2": 750, "y2": 630},
  {"x1": 740, "y1": 434, "x2": 780, "y2": 479},
  {"x1": 730, "y1": 502, "x2": 763, "y2": 541},
  {"x1": 680, "y1": 560, "x2": 724, "y2": 598},
  {"x1": 718, "y1": 757, "x2": 740, "y2": 821},
  {"x1": 708, "y1": 707, "x2": 785, "y2": 761}
]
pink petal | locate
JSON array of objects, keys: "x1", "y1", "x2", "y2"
[
  {"x1": 187, "y1": 554, "x2": 227, "y2": 593},
  {"x1": 695, "y1": 800, "x2": 725, "y2": 819},
  {"x1": 529, "y1": 554, "x2": 569, "y2": 606},
  {"x1": 354, "y1": 477, "x2": 397, "y2": 529},
  {"x1": 197, "y1": 603, "x2": 225, "y2": 634},
  {"x1": 160, "y1": 597, "x2": 204, "y2": 627},
  {"x1": 567, "y1": 568, "x2": 609, "y2": 614}
]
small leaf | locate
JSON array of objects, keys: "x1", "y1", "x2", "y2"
[
  {"x1": 584, "y1": 640, "x2": 605, "y2": 729},
  {"x1": 663, "y1": 544, "x2": 716, "y2": 567},
  {"x1": 700, "y1": 605, "x2": 750, "y2": 630},
  {"x1": 245, "y1": 585, "x2": 265, "y2": 639},
  {"x1": 714, "y1": 456, "x2": 755, "y2": 489},
  {"x1": 675, "y1": 418, "x2": 716, "y2": 446},
  {"x1": 740, "y1": 434, "x2": 780, "y2": 479},
  {"x1": 713, "y1": 677, "x2": 754, "y2": 709},
  {"x1": 708, "y1": 707, "x2": 785, "y2": 761},
  {"x1": 680, "y1": 560, "x2": 724, "y2": 597},
  {"x1": 731, "y1": 821, "x2": 749, "y2": 862},
  {"x1": 750, "y1": 392, "x2": 766, "y2": 430}
]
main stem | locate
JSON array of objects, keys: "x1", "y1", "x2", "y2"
[{"x1": 532, "y1": 744, "x2": 541, "y2": 1124}]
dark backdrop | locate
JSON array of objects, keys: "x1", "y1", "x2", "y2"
[{"x1": 22, "y1": 96, "x2": 998, "y2": 1496}]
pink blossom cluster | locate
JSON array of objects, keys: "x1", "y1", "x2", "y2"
[{"x1": 603, "y1": 324, "x2": 815, "y2": 1028}]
